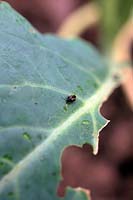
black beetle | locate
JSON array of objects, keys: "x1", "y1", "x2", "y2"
[{"x1": 66, "y1": 95, "x2": 76, "y2": 104}]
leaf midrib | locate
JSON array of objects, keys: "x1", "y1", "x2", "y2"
[{"x1": 0, "y1": 77, "x2": 115, "y2": 193}]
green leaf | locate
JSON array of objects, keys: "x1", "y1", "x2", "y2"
[
  {"x1": 98, "y1": 0, "x2": 133, "y2": 49},
  {"x1": 0, "y1": 2, "x2": 117, "y2": 200}
]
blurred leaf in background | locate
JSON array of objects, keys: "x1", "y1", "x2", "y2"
[{"x1": 98, "y1": 0, "x2": 133, "y2": 49}]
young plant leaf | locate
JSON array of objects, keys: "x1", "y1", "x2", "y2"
[{"x1": 0, "y1": 2, "x2": 118, "y2": 200}]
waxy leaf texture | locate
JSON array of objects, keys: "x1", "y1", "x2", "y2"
[{"x1": 0, "y1": 2, "x2": 118, "y2": 200}]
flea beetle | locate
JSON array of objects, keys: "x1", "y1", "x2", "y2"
[{"x1": 66, "y1": 95, "x2": 76, "y2": 104}]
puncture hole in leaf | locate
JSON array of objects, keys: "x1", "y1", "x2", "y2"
[
  {"x1": 23, "y1": 132, "x2": 32, "y2": 141},
  {"x1": 81, "y1": 120, "x2": 90, "y2": 125}
]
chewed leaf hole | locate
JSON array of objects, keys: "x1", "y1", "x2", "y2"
[
  {"x1": 57, "y1": 144, "x2": 93, "y2": 197},
  {"x1": 23, "y1": 132, "x2": 32, "y2": 141}
]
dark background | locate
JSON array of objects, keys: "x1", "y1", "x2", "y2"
[{"x1": 3, "y1": 0, "x2": 133, "y2": 199}]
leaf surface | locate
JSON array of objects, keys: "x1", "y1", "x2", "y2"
[{"x1": 0, "y1": 2, "x2": 117, "y2": 200}]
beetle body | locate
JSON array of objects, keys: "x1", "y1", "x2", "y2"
[{"x1": 66, "y1": 95, "x2": 76, "y2": 104}]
